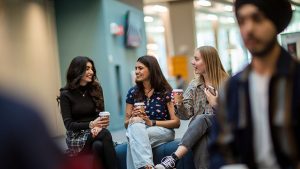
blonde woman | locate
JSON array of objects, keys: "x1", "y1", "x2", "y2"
[{"x1": 156, "y1": 46, "x2": 228, "y2": 169}]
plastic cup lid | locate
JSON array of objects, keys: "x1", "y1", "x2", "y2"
[
  {"x1": 134, "y1": 102, "x2": 145, "y2": 106},
  {"x1": 99, "y1": 111, "x2": 110, "y2": 116},
  {"x1": 220, "y1": 164, "x2": 248, "y2": 169},
  {"x1": 173, "y1": 89, "x2": 183, "y2": 92}
]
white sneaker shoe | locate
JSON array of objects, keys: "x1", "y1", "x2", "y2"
[{"x1": 155, "y1": 156, "x2": 176, "y2": 169}]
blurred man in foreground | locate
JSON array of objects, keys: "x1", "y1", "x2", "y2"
[{"x1": 209, "y1": 0, "x2": 300, "y2": 168}]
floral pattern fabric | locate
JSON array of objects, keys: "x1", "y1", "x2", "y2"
[{"x1": 126, "y1": 86, "x2": 172, "y2": 120}]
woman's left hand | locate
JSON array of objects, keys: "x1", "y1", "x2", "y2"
[
  {"x1": 93, "y1": 116, "x2": 110, "y2": 128},
  {"x1": 139, "y1": 111, "x2": 152, "y2": 126},
  {"x1": 204, "y1": 88, "x2": 218, "y2": 108},
  {"x1": 91, "y1": 126, "x2": 102, "y2": 138}
]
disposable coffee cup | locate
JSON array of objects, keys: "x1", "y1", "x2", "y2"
[
  {"x1": 172, "y1": 89, "x2": 183, "y2": 104},
  {"x1": 173, "y1": 89, "x2": 183, "y2": 94},
  {"x1": 99, "y1": 111, "x2": 110, "y2": 118},
  {"x1": 134, "y1": 102, "x2": 145, "y2": 113},
  {"x1": 220, "y1": 164, "x2": 248, "y2": 169}
]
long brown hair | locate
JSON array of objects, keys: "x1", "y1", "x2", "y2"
[
  {"x1": 63, "y1": 56, "x2": 104, "y2": 111},
  {"x1": 134, "y1": 55, "x2": 172, "y2": 100},
  {"x1": 196, "y1": 46, "x2": 228, "y2": 90}
]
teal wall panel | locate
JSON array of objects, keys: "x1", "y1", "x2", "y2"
[{"x1": 55, "y1": 0, "x2": 146, "y2": 131}]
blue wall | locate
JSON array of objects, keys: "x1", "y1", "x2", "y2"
[{"x1": 55, "y1": 0, "x2": 147, "y2": 130}]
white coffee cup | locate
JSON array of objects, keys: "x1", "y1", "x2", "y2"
[
  {"x1": 173, "y1": 89, "x2": 184, "y2": 93},
  {"x1": 134, "y1": 102, "x2": 145, "y2": 113},
  {"x1": 220, "y1": 164, "x2": 248, "y2": 169},
  {"x1": 172, "y1": 89, "x2": 183, "y2": 104},
  {"x1": 99, "y1": 111, "x2": 110, "y2": 118}
]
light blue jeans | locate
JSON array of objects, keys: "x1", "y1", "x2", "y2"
[{"x1": 126, "y1": 121, "x2": 175, "y2": 169}]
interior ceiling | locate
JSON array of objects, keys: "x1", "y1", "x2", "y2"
[
  {"x1": 144, "y1": 0, "x2": 233, "y2": 4},
  {"x1": 144, "y1": 0, "x2": 300, "y2": 2},
  {"x1": 144, "y1": 0, "x2": 185, "y2": 4},
  {"x1": 144, "y1": 0, "x2": 300, "y2": 5}
]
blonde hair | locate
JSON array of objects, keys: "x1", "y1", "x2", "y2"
[{"x1": 196, "y1": 46, "x2": 228, "y2": 90}]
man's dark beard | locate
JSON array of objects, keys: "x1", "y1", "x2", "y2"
[{"x1": 250, "y1": 36, "x2": 277, "y2": 58}]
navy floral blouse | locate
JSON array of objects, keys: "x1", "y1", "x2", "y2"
[{"x1": 126, "y1": 86, "x2": 172, "y2": 120}]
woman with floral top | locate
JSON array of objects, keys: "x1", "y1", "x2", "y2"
[
  {"x1": 156, "y1": 46, "x2": 229, "y2": 169},
  {"x1": 124, "y1": 55, "x2": 180, "y2": 169}
]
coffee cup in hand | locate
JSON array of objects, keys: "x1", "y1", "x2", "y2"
[
  {"x1": 99, "y1": 111, "x2": 110, "y2": 119},
  {"x1": 134, "y1": 102, "x2": 145, "y2": 115},
  {"x1": 98, "y1": 111, "x2": 110, "y2": 128},
  {"x1": 172, "y1": 89, "x2": 183, "y2": 105},
  {"x1": 220, "y1": 164, "x2": 248, "y2": 169},
  {"x1": 134, "y1": 102, "x2": 145, "y2": 111}
]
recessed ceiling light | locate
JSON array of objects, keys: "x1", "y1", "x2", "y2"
[
  {"x1": 147, "y1": 43, "x2": 159, "y2": 50},
  {"x1": 146, "y1": 26, "x2": 165, "y2": 33},
  {"x1": 153, "y1": 5, "x2": 168, "y2": 12},
  {"x1": 220, "y1": 16, "x2": 235, "y2": 24},
  {"x1": 144, "y1": 16, "x2": 154, "y2": 22},
  {"x1": 144, "y1": 5, "x2": 168, "y2": 14},
  {"x1": 207, "y1": 14, "x2": 218, "y2": 20},
  {"x1": 224, "y1": 5, "x2": 233, "y2": 11},
  {"x1": 196, "y1": 0, "x2": 212, "y2": 7}
]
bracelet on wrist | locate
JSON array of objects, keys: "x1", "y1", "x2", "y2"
[{"x1": 151, "y1": 120, "x2": 156, "y2": 126}]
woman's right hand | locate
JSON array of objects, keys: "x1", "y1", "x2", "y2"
[
  {"x1": 93, "y1": 116, "x2": 110, "y2": 128},
  {"x1": 172, "y1": 92, "x2": 183, "y2": 105},
  {"x1": 204, "y1": 88, "x2": 218, "y2": 108},
  {"x1": 132, "y1": 107, "x2": 142, "y2": 117}
]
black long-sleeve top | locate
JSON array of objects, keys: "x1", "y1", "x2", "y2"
[{"x1": 60, "y1": 85, "x2": 104, "y2": 131}]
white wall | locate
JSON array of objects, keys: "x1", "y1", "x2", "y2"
[{"x1": 0, "y1": 0, "x2": 64, "y2": 136}]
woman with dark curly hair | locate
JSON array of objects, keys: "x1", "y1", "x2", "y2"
[
  {"x1": 59, "y1": 56, "x2": 118, "y2": 169},
  {"x1": 125, "y1": 55, "x2": 180, "y2": 169}
]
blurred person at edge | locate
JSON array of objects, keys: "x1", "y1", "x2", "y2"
[
  {"x1": 209, "y1": 0, "x2": 300, "y2": 169},
  {"x1": 175, "y1": 74, "x2": 186, "y2": 90},
  {"x1": 59, "y1": 56, "x2": 118, "y2": 169},
  {"x1": 155, "y1": 46, "x2": 228, "y2": 169},
  {"x1": 124, "y1": 55, "x2": 180, "y2": 169},
  {"x1": 0, "y1": 90, "x2": 62, "y2": 169}
]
